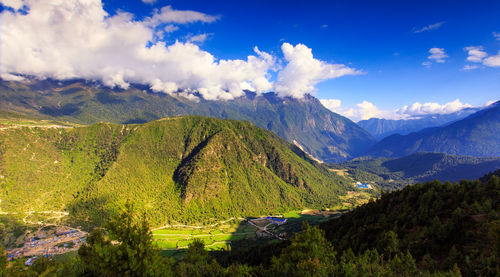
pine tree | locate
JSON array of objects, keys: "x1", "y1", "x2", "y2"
[{"x1": 78, "y1": 203, "x2": 173, "y2": 276}]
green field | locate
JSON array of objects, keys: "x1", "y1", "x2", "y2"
[{"x1": 152, "y1": 219, "x2": 258, "y2": 252}]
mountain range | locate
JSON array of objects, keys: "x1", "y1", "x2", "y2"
[
  {"x1": 357, "y1": 107, "x2": 480, "y2": 140},
  {"x1": 366, "y1": 101, "x2": 500, "y2": 158},
  {"x1": 0, "y1": 79, "x2": 375, "y2": 163},
  {"x1": 2, "y1": 79, "x2": 500, "y2": 162}
]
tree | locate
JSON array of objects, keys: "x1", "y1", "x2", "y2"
[
  {"x1": 377, "y1": 230, "x2": 399, "y2": 259},
  {"x1": 175, "y1": 239, "x2": 224, "y2": 277},
  {"x1": 0, "y1": 247, "x2": 6, "y2": 277},
  {"x1": 266, "y1": 223, "x2": 336, "y2": 277},
  {"x1": 78, "y1": 203, "x2": 173, "y2": 276}
]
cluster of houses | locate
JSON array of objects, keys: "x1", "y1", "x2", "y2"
[{"x1": 6, "y1": 227, "x2": 87, "y2": 265}]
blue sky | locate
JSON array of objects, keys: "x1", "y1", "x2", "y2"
[
  {"x1": 103, "y1": 0, "x2": 500, "y2": 116},
  {"x1": 1, "y1": 0, "x2": 499, "y2": 120}
]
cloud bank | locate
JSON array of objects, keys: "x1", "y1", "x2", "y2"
[
  {"x1": 320, "y1": 98, "x2": 475, "y2": 121},
  {"x1": 0, "y1": 0, "x2": 359, "y2": 100}
]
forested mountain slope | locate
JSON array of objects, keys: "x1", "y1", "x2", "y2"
[{"x1": 0, "y1": 116, "x2": 350, "y2": 226}]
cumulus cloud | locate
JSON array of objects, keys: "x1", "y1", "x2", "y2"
[
  {"x1": 0, "y1": 0, "x2": 24, "y2": 10},
  {"x1": 396, "y1": 99, "x2": 472, "y2": 117},
  {"x1": 319, "y1": 99, "x2": 342, "y2": 112},
  {"x1": 462, "y1": 46, "x2": 500, "y2": 68},
  {"x1": 1, "y1": 0, "x2": 360, "y2": 101},
  {"x1": 320, "y1": 99, "x2": 391, "y2": 121},
  {"x1": 413, "y1": 21, "x2": 445, "y2": 33},
  {"x1": 483, "y1": 51, "x2": 500, "y2": 67},
  {"x1": 275, "y1": 43, "x2": 361, "y2": 98},
  {"x1": 321, "y1": 98, "x2": 475, "y2": 121},
  {"x1": 464, "y1": 46, "x2": 487, "y2": 63},
  {"x1": 427, "y1": 47, "x2": 448, "y2": 63},
  {"x1": 0, "y1": 0, "x2": 278, "y2": 100},
  {"x1": 142, "y1": 0, "x2": 156, "y2": 4}
]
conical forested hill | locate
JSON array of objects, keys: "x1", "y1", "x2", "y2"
[{"x1": 0, "y1": 116, "x2": 350, "y2": 226}]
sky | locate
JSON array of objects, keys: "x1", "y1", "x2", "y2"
[{"x1": 1, "y1": 0, "x2": 499, "y2": 121}]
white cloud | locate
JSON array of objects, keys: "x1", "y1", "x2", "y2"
[
  {"x1": 483, "y1": 51, "x2": 500, "y2": 67},
  {"x1": 320, "y1": 99, "x2": 391, "y2": 121},
  {"x1": 427, "y1": 47, "x2": 448, "y2": 63},
  {"x1": 355, "y1": 101, "x2": 388, "y2": 120},
  {"x1": 142, "y1": 0, "x2": 156, "y2": 4},
  {"x1": 187, "y1": 33, "x2": 212, "y2": 44},
  {"x1": 413, "y1": 21, "x2": 445, "y2": 33},
  {"x1": 275, "y1": 43, "x2": 361, "y2": 98},
  {"x1": 147, "y1": 5, "x2": 219, "y2": 26},
  {"x1": 462, "y1": 46, "x2": 500, "y2": 68},
  {"x1": 464, "y1": 46, "x2": 487, "y2": 63},
  {"x1": 164, "y1": 24, "x2": 179, "y2": 33},
  {"x1": 319, "y1": 99, "x2": 342, "y2": 111},
  {"x1": 396, "y1": 99, "x2": 472, "y2": 117},
  {"x1": 1, "y1": 0, "x2": 360, "y2": 101},
  {"x1": 0, "y1": 0, "x2": 24, "y2": 10},
  {"x1": 321, "y1": 98, "x2": 474, "y2": 121},
  {"x1": 321, "y1": 24, "x2": 328, "y2": 28},
  {"x1": 0, "y1": 0, "x2": 278, "y2": 100},
  {"x1": 422, "y1": 61, "x2": 432, "y2": 67},
  {"x1": 463, "y1": 64, "x2": 479, "y2": 70},
  {"x1": 494, "y1": 32, "x2": 500, "y2": 41},
  {"x1": 485, "y1": 100, "x2": 497, "y2": 106}
]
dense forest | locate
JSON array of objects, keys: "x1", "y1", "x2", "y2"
[
  {"x1": 2, "y1": 175, "x2": 498, "y2": 276},
  {"x1": 0, "y1": 116, "x2": 351, "y2": 227}
]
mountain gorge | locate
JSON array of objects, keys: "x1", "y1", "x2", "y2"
[
  {"x1": 0, "y1": 79, "x2": 375, "y2": 162},
  {"x1": 0, "y1": 116, "x2": 351, "y2": 226}
]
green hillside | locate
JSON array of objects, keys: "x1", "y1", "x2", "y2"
[
  {"x1": 341, "y1": 152, "x2": 500, "y2": 185},
  {"x1": 319, "y1": 177, "x2": 500, "y2": 275},
  {"x1": 0, "y1": 79, "x2": 375, "y2": 162},
  {"x1": 0, "y1": 116, "x2": 350, "y2": 227}
]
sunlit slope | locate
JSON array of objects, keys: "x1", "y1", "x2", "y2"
[{"x1": 0, "y1": 116, "x2": 350, "y2": 226}]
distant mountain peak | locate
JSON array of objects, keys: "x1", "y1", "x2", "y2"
[{"x1": 365, "y1": 102, "x2": 500, "y2": 158}]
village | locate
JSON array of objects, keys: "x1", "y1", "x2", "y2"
[{"x1": 6, "y1": 225, "x2": 87, "y2": 266}]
